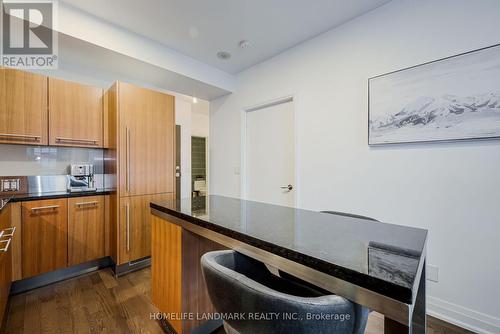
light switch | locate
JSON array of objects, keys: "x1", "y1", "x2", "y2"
[{"x1": 427, "y1": 264, "x2": 439, "y2": 282}]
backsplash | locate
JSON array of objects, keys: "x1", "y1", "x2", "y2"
[{"x1": 0, "y1": 144, "x2": 104, "y2": 176}]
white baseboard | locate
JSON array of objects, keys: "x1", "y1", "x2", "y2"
[{"x1": 428, "y1": 296, "x2": 500, "y2": 334}]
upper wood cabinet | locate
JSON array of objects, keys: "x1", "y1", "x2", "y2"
[
  {"x1": 0, "y1": 67, "x2": 48, "y2": 145},
  {"x1": 116, "y1": 82, "x2": 175, "y2": 197},
  {"x1": 49, "y1": 78, "x2": 104, "y2": 148},
  {"x1": 21, "y1": 199, "x2": 68, "y2": 278},
  {"x1": 68, "y1": 196, "x2": 105, "y2": 266}
]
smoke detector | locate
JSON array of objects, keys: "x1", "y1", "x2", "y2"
[{"x1": 239, "y1": 40, "x2": 251, "y2": 49}]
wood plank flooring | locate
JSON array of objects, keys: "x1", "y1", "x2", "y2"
[
  {"x1": 2, "y1": 268, "x2": 164, "y2": 334},
  {"x1": 2, "y1": 268, "x2": 475, "y2": 334}
]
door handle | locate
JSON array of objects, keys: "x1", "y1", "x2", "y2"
[
  {"x1": 0, "y1": 133, "x2": 41, "y2": 141},
  {"x1": 31, "y1": 205, "x2": 60, "y2": 211},
  {"x1": 75, "y1": 201, "x2": 98, "y2": 207},
  {"x1": 126, "y1": 127, "x2": 131, "y2": 192},
  {"x1": 126, "y1": 203, "x2": 130, "y2": 252},
  {"x1": 55, "y1": 137, "x2": 99, "y2": 145},
  {"x1": 280, "y1": 184, "x2": 293, "y2": 191}
]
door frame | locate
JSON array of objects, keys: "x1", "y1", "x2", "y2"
[{"x1": 240, "y1": 94, "x2": 299, "y2": 207}]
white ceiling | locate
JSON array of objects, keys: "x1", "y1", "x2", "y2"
[{"x1": 61, "y1": 0, "x2": 391, "y2": 74}]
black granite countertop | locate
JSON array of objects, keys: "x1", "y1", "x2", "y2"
[
  {"x1": 151, "y1": 195, "x2": 428, "y2": 304},
  {"x1": 7, "y1": 189, "x2": 114, "y2": 203}
]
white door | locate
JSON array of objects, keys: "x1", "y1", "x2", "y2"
[{"x1": 245, "y1": 100, "x2": 295, "y2": 206}]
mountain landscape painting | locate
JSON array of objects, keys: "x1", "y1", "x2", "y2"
[{"x1": 368, "y1": 44, "x2": 500, "y2": 145}]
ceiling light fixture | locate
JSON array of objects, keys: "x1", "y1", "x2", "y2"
[
  {"x1": 217, "y1": 51, "x2": 231, "y2": 60},
  {"x1": 192, "y1": 97, "x2": 198, "y2": 104}
]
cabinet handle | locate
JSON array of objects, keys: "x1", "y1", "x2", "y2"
[
  {"x1": 2, "y1": 227, "x2": 16, "y2": 237},
  {"x1": 126, "y1": 203, "x2": 130, "y2": 252},
  {"x1": 55, "y1": 137, "x2": 99, "y2": 145},
  {"x1": 126, "y1": 127, "x2": 131, "y2": 192},
  {"x1": 31, "y1": 205, "x2": 60, "y2": 211},
  {"x1": 75, "y1": 201, "x2": 98, "y2": 207},
  {"x1": 0, "y1": 133, "x2": 41, "y2": 141},
  {"x1": 0, "y1": 238, "x2": 11, "y2": 252}
]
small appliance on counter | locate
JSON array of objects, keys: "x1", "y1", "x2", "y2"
[{"x1": 67, "y1": 164, "x2": 97, "y2": 192}]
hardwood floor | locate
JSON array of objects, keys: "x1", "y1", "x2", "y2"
[
  {"x1": 2, "y1": 267, "x2": 475, "y2": 334},
  {"x1": 2, "y1": 268, "x2": 164, "y2": 334},
  {"x1": 364, "y1": 312, "x2": 476, "y2": 334}
]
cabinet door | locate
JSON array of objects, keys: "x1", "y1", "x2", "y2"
[
  {"x1": 0, "y1": 67, "x2": 48, "y2": 145},
  {"x1": 0, "y1": 204, "x2": 12, "y2": 325},
  {"x1": 22, "y1": 199, "x2": 68, "y2": 278},
  {"x1": 49, "y1": 77, "x2": 103, "y2": 147},
  {"x1": 119, "y1": 193, "x2": 174, "y2": 264},
  {"x1": 118, "y1": 82, "x2": 175, "y2": 196},
  {"x1": 68, "y1": 196, "x2": 105, "y2": 266}
]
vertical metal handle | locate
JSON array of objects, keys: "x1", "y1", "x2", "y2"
[
  {"x1": 126, "y1": 127, "x2": 131, "y2": 192},
  {"x1": 126, "y1": 203, "x2": 130, "y2": 252}
]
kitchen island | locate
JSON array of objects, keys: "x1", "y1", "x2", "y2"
[{"x1": 150, "y1": 195, "x2": 428, "y2": 334}]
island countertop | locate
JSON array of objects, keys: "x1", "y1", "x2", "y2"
[{"x1": 151, "y1": 195, "x2": 427, "y2": 305}]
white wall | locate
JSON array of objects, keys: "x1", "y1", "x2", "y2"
[
  {"x1": 210, "y1": 0, "x2": 500, "y2": 332},
  {"x1": 192, "y1": 101, "x2": 210, "y2": 137},
  {"x1": 175, "y1": 98, "x2": 193, "y2": 199}
]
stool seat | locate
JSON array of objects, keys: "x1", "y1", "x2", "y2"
[{"x1": 201, "y1": 250, "x2": 369, "y2": 334}]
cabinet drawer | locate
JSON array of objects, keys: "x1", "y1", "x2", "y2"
[
  {"x1": 21, "y1": 199, "x2": 68, "y2": 278},
  {"x1": 68, "y1": 196, "x2": 105, "y2": 266}
]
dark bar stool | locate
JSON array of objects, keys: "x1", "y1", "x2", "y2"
[{"x1": 201, "y1": 250, "x2": 369, "y2": 334}]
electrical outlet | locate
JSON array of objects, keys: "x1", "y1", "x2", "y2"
[
  {"x1": 427, "y1": 264, "x2": 439, "y2": 282},
  {"x1": 1, "y1": 178, "x2": 20, "y2": 192}
]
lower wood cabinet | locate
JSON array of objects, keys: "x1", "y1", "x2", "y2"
[
  {"x1": 119, "y1": 193, "x2": 174, "y2": 264},
  {"x1": 0, "y1": 204, "x2": 13, "y2": 325},
  {"x1": 21, "y1": 199, "x2": 68, "y2": 278},
  {"x1": 68, "y1": 196, "x2": 105, "y2": 266}
]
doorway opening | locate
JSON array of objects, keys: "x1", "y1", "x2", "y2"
[{"x1": 191, "y1": 136, "x2": 207, "y2": 197}]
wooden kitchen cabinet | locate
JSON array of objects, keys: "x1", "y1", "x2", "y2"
[
  {"x1": 21, "y1": 199, "x2": 68, "y2": 278},
  {"x1": 0, "y1": 67, "x2": 48, "y2": 145},
  {"x1": 68, "y1": 196, "x2": 105, "y2": 266},
  {"x1": 119, "y1": 193, "x2": 174, "y2": 263},
  {"x1": 0, "y1": 204, "x2": 13, "y2": 325},
  {"x1": 117, "y1": 82, "x2": 175, "y2": 196},
  {"x1": 49, "y1": 77, "x2": 104, "y2": 147},
  {"x1": 105, "y1": 81, "x2": 176, "y2": 265}
]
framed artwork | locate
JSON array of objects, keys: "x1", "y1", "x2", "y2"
[{"x1": 368, "y1": 44, "x2": 500, "y2": 145}]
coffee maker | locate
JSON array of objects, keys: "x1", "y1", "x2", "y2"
[{"x1": 68, "y1": 164, "x2": 96, "y2": 192}]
